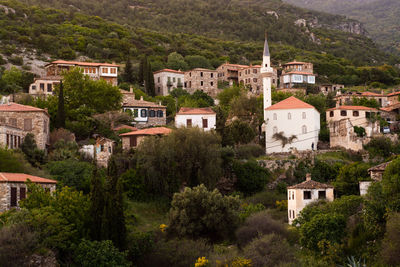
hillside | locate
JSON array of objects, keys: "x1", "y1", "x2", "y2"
[
  {"x1": 283, "y1": 0, "x2": 400, "y2": 55},
  {"x1": 15, "y1": 0, "x2": 391, "y2": 66}
]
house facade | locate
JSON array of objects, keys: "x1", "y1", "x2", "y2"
[
  {"x1": 120, "y1": 127, "x2": 172, "y2": 150},
  {"x1": 319, "y1": 84, "x2": 345, "y2": 96},
  {"x1": 0, "y1": 172, "x2": 56, "y2": 212},
  {"x1": 217, "y1": 63, "x2": 249, "y2": 85},
  {"x1": 0, "y1": 103, "x2": 50, "y2": 150},
  {"x1": 335, "y1": 91, "x2": 388, "y2": 108},
  {"x1": 265, "y1": 96, "x2": 320, "y2": 153},
  {"x1": 238, "y1": 65, "x2": 278, "y2": 95},
  {"x1": 80, "y1": 137, "x2": 115, "y2": 168},
  {"x1": 121, "y1": 89, "x2": 167, "y2": 128},
  {"x1": 175, "y1": 107, "x2": 216, "y2": 131},
  {"x1": 29, "y1": 77, "x2": 61, "y2": 97},
  {"x1": 287, "y1": 174, "x2": 334, "y2": 225},
  {"x1": 184, "y1": 68, "x2": 219, "y2": 97},
  {"x1": 280, "y1": 61, "x2": 316, "y2": 89},
  {"x1": 154, "y1": 69, "x2": 185, "y2": 96},
  {"x1": 326, "y1": 106, "x2": 380, "y2": 151}
]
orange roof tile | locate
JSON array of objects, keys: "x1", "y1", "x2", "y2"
[
  {"x1": 284, "y1": 61, "x2": 309, "y2": 65},
  {"x1": 48, "y1": 60, "x2": 119, "y2": 67},
  {"x1": 119, "y1": 127, "x2": 172, "y2": 137},
  {"x1": 361, "y1": 92, "x2": 383, "y2": 97},
  {"x1": 283, "y1": 71, "x2": 315, "y2": 76},
  {"x1": 327, "y1": 106, "x2": 378, "y2": 112},
  {"x1": 265, "y1": 96, "x2": 316, "y2": 111},
  {"x1": 287, "y1": 179, "x2": 333, "y2": 189},
  {"x1": 176, "y1": 107, "x2": 216, "y2": 115},
  {"x1": 0, "y1": 103, "x2": 48, "y2": 113},
  {"x1": 388, "y1": 91, "x2": 400, "y2": 96},
  {"x1": 380, "y1": 103, "x2": 400, "y2": 112},
  {"x1": 153, "y1": 69, "x2": 184, "y2": 75},
  {"x1": 0, "y1": 173, "x2": 57, "y2": 184}
]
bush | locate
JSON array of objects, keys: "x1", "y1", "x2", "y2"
[
  {"x1": 233, "y1": 160, "x2": 270, "y2": 196},
  {"x1": 364, "y1": 137, "x2": 393, "y2": 159},
  {"x1": 243, "y1": 234, "x2": 297, "y2": 267},
  {"x1": 74, "y1": 239, "x2": 130, "y2": 267},
  {"x1": 168, "y1": 184, "x2": 240, "y2": 241},
  {"x1": 20, "y1": 133, "x2": 46, "y2": 167},
  {"x1": 235, "y1": 144, "x2": 265, "y2": 159},
  {"x1": 246, "y1": 190, "x2": 286, "y2": 209},
  {"x1": 120, "y1": 169, "x2": 147, "y2": 201},
  {"x1": 333, "y1": 163, "x2": 370, "y2": 197},
  {"x1": 353, "y1": 126, "x2": 366, "y2": 137},
  {"x1": 239, "y1": 203, "x2": 266, "y2": 221},
  {"x1": 380, "y1": 213, "x2": 400, "y2": 266},
  {"x1": 235, "y1": 210, "x2": 288, "y2": 248},
  {"x1": 126, "y1": 232, "x2": 154, "y2": 264}
]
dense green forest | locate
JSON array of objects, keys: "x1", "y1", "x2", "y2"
[{"x1": 284, "y1": 0, "x2": 400, "y2": 56}]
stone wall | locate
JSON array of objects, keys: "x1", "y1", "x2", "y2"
[{"x1": 184, "y1": 69, "x2": 219, "y2": 98}]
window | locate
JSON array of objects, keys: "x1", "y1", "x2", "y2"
[
  {"x1": 186, "y1": 119, "x2": 192, "y2": 128},
  {"x1": 0, "y1": 117, "x2": 5, "y2": 124},
  {"x1": 289, "y1": 210, "x2": 291, "y2": 219},
  {"x1": 130, "y1": 136, "x2": 137, "y2": 147},
  {"x1": 253, "y1": 69, "x2": 257, "y2": 74},
  {"x1": 353, "y1": 111, "x2": 359, "y2": 117},
  {"x1": 84, "y1": 67, "x2": 89, "y2": 73},
  {"x1": 302, "y1": 112, "x2": 306, "y2": 119},
  {"x1": 340, "y1": 110, "x2": 347, "y2": 116},
  {"x1": 108, "y1": 146, "x2": 111, "y2": 153},
  {"x1": 288, "y1": 113, "x2": 292, "y2": 120},
  {"x1": 200, "y1": 72, "x2": 203, "y2": 77},
  {"x1": 210, "y1": 82, "x2": 214, "y2": 86},
  {"x1": 330, "y1": 111, "x2": 334, "y2": 117},
  {"x1": 288, "y1": 191, "x2": 291, "y2": 200},
  {"x1": 40, "y1": 83, "x2": 44, "y2": 91},
  {"x1": 100, "y1": 145, "x2": 104, "y2": 152},
  {"x1": 47, "y1": 84, "x2": 52, "y2": 92},
  {"x1": 158, "y1": 87, "x2": 161, "y2": 93},
  {"x1": 273, "y1": 126, "x2": 278, "y2": 134},
  {"x1": 303, "y1": 191, "x2": 311, "y2": 200},
  {"x1": 102, "y1": 68, "x2": 108, "y2": 74},
  {"x1": 292, "y1": 210, "x2": 295, "y2": 219},
  {"x1": 157, "y1": 110, "x2": 164, "y2": 117},
  {"x1": 44, "y1": 119, "x2": 48, "y2": 133},
  {"x1": 20, "y1": 187, "x2": 26, "y2": 200},
  {"x1": 302, "y1": 125, "x2": 307, "y2": 134},
  {"x1": 24, "y1": 118, "x2": 32, "y2": 131},
  {"x1": 273, "y1": 113, "x2": 277, "y2": 120},
  {"x1": 140, "y1": 109, "x2": 147, "y2": 117},
  {"x1": 10, "y1": 187, "x2": 17, "y2": 207},
  {"x1": 201, "y1": 81, "x2": 203, "y2": 86},
  {"x1": 292, "y1": 191, "x2": 294, "y2": 200},
  {"x1": 211, "y1": 73, "x2": 213, "y2": 78},
  {"x1": 173, "y1": 77, "x2": 176, "y2": 82},
  {"x1": 9, "y1": 118, "x2": 17, "y2": 127},
  {"x1": 318, "y1": 191, "x2": 326, "y2": 199},
  {"x1": 158, "y1": 77, "x2": 160, "y2": 83},
  {"x1": 253, "y1": 78, "x2": 257, "y2": 82},
  {"x1": 202, "y1": 118, "x2": 208, "y2": 128},
  {"x1": 149, "y1": 110, "x2": 156, "y2": 117},
  {"x1": 110, "y1": 68, "x2": 116, "y2": 74},
  {"x1": 31, "y1": 85, "x2": 36, "y2": 90}
]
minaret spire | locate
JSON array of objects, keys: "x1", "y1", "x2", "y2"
[{"x1": 263, "y1": 32, "x2": 270, "y2": 57}]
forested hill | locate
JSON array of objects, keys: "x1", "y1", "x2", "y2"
[
  {"x1": 283, "y1": 0, "x2": 400, "y2": 56},
  {"x1": 14, "y1": 0, "x2": 392, "y2": 66}
]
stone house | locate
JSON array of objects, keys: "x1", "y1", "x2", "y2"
[
  {"x1": 387, "y1": 91, "x2": 400, "y2": 106},
  {"x1": 319, "y1": 84, "x2": 345, "y2": 96},
  {"x1": 80, "y1": 137, "x2": 115, "y2": 168},
  {"x1": 29, "y1": 60, "x2": 119, "y2": 97},
  {"x1": 175, "y1": 107, "x2": 216, "y2": 131},
  {"x1": 120, "y1": 127, "x2": 172, "y2": 150},
  {"x1": 335, "y1": 91, "x2": 388, "y2": 108},
  {"x1": 0, "y1": 172, "x2": 56, "y2": 212},
  {"x1": 280, "y1": 61, "x2": 316, "y2": 89},
  {"x1": 287, "y1": 174, "x2": 334, "y2": 225},
  {"x1": 238, "y1": 65, "x2": 278, "y2": 95},
  {"x1": 216, "y1": 63, "x2": 249, "y2": 85},
  {"x1": 153, "y1": 69, "x2": 185, "y2": 96},
  {"x1": 360, "y1": 161, "x2": 391, "y2": 196},
  {"x1": 326, "y1": 106, "x2": 380, "y2": 151},
  {"x1": 0, "y1": 102, "x2": 50, "y2": 150},
  {"x1": 184, "y1": 68, "x2": 219, "y2": 97},
  {"x1": 121, "y1": 89, "x2": 167, "y2": 129}
]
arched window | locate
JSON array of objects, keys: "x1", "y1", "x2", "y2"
[
  {"x1": 273, "y1": 113, "x2": 277, "y2": 120},
  {"x1": 288, "y1": 113, "x2": 292, "y2": 120},
  {"x1": 140, "y1": 109, "x2": 147, "y2": 117},
  {"x1": 329, "y1": 111, "x2": 334, "y2": 117},
  {"x1": 157, "y1": 110, "x2": 164, "y2": 117},
  {"x1": 302, "y1": 112, "x2": 306, "y2": 119},
  {"x1": 302, "y1": 125, "x2": 307, "y2": 134},
  {"x1": 149, "y1": 110, "x2": 155, "y2": 117},
  {"x1": 273, "y1": 126, "x2": 278, "y2": 134},
  {"x1": 353, "y1": 111, "x2": 359, "y2": 117},
  {"x1": 340, "y1": 110, "x2": 347, "y2": 116}
]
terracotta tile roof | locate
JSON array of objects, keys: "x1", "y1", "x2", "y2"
[
  {"x1": 221, "y1": 63, "x2": 249, "y2": 68},
  {"x1": 287, "y1": 179, "x2": 334, "y2": 190},
  {"x1": 48, "y1": 60, "x2": 119, "y2": 67},
  {"x1": 380, "y1": 103, "x2": 400, "y2": 112},
  {"x1": 120, "y1": 91, "x2": 166, "y2": 108},
  {"x1": 0, "y1": 173, "x2": 57, "y2": 184},
  {"x1": 187, "y1": 68, "x2": 217, "y2": 72},
  {"x1": 113, "y1": 124, "x2": 138, "y2": 131},
  {"x1": 388, "y1": 91, "x2": 400, "y2": 97},
  {"x1": 368, "y1": 161, "x2": 391, "y2": 172},
  {"x1": 176, "y1": 107, "x2": 216, "y2": 115},
  {"x1": 0, "y1": 103, "x2": 48, "y2": 113},
  {"x1": 283, "y1": 71, "x2": 315, "y2": 76},
  {"x1": 284, "y1": 61, "x2": 308, "y2": 65},
  {"x1": 265, "y1": 96, "x2": 316, "y2": 111},
  {"x1": 327, "y1": 106, "x2": 378, "y2": 112},
  {"x1": 361, "y1": 91, "x2": 383, "y2": 97},
  {"x1": 153, "y1": 69, "x2": 184, "y2": 75},
  {"x1": 119, "y1": 127, "x2": 172, "y2": 136}
]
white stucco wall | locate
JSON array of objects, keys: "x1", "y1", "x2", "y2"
[
  {"x1": 175, "y1": 114, "x2": 216, "y2": 131},
  {"x1": 265, "y1": 108, "x2": 320, "y2": 153}
]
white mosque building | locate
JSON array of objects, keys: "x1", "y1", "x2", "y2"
[{"x1": 262, "y1": 35, "x2": 320, "y2": 153}]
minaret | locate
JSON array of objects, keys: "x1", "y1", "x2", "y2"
[{"x1": 261, "y1": 32, "x2": 273, "y2": 122}]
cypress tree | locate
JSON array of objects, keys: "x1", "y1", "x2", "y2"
[
  {"x1": 123, "y1": 57, "x2": 134, "y2": 84},
  {"x1": 89, "y1": 169, "x2": 104, "y2": 241},
  {"x1": 146, "y1": 61, "x2": 155, "y2": 96},
  {"x1": 138, "y1": 56, "x2": 147, "y2": 86},
  {"x1": 56, "y1": 80, "x2": 66, "y2": 128}
]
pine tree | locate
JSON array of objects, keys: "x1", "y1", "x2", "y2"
[
  {"x1": 56, "y1": 80, "x2": 66, "y2": 128},
  {"x1": 89, "y1": 169, "x2": 104, "y2": 241},
  {"x1": 123, "y1": 57, "x2": 134, "y2": 84}
]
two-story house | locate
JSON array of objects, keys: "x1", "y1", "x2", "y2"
[
  {"x1": 154, "y1": 69, "x2": 185, "y2": 96},
  {"x1": 238, "y1": 65, "x2": 278, "y2": 95},
  {"x1": 184, "y1": 68, "x2": 219, "y2": 97},
  {"x1": 216, "y1": 63, "x2": 249, "y2": 85},
  {"x1": 280, "y1": 61, "x2": 316, "y2": 89}
]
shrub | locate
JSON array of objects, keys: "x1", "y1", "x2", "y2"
[
  {"x1": 380, "y1": 213, "x2": 400, "y2": 266},
  {"x1": 74, "y1": 239, "x2": 130, "y2": 267},
  {"x1": 120, "y1": 169, "x2": 147, "y2": 201},
  {"x1": 333, "y1": 162, "x2": 370, "y2": 197},
  {"x1": 246, "y1": 190, "x2": 286, "y2": 209},
  {"x1": 353, "y1": 126, "x2": 366, "y2": 137},
  {"x1": 235, "y1": 144, "x2": 265, "y2": 159},
  {"x1": 239, "y1": 203, "x2": 266, "y2": 221},
  {"x1": 126, "y1": 232, "x2": 154, "y2": 263},
  {"x1": 364, "y1": 137, "x2": 393, "y2": 159},
  {"x1": 243, "y1": 234, "x2": 297, "y2": 267},
  {"x1": 235, "y1": 211, "x2": 288, "y2": 248},
  {"x1": 49, "y1": 128, "x2": 75, "y2": 147},
  {"x1": 20, "y1": 133, "x2": 46, "y2": 167},
  {"x1": 233, "y1": 160, "x2": 270, "y2": 196},
  {"x1": 168, "y1": 184, "x2": 240, "y2": 241}
]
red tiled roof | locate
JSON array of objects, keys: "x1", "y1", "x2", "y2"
[
  {"x1": 327, "y1": 106, "x2": 378, "y2": 112},
  {"x1": 176, "y1": 107, "x2": 216, "y2": 115},
  {"x1": 287, "y1": 179, "x2": 334, "y2": 189},
  {"x1": 284, "y1": 61, "x2": 308, "y2": 65},
  {"x1": 283, "y1": 71, "x2": 315, "y2": 76},
  {"x1": 221, "y1": 63, "x2": 249, "y2": 68},
  {"x1": 0, "y1": 103, "x2": 48, "y2": 113},
  {"x1": 186, "y1": 68, "x2": 217, "y2": 72},
  {"x1": 153, "y1": 69, "x2": 184, "y2": 75},
  {"x1": 380, "y1": 103, "x2": 400, "y2": 112},
  {"x1": 113, "y1": 124, "x2": 138, "y2": 131},
  {"x1": 48, "y1": 60, "x2": 119, "y2": 67},
  {"x1": 265, "y1": 96, "x2": 316, "y2": 111},
  {"x1": 361, "y1": 91, "x2": 382, "y2": 97},
  {"x1": 0, "y1": 173, "x2": 57, "y2": 184},
  {"x1": 388, "y1": 91, "x2": 400, "y2": 97},
  {"x1": 119, "y1": 127, "x2": 172, "y2": 136}
]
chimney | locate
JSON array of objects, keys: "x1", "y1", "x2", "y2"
[
  {"x1": 129, "y1": 86, "x2": 133, "y2": 94},
  {"x1": 306, "y1": 173, "x2": 311, "y2": 181},
  {"x1": 159, "y1": 101, "x2": 162, "y2": 106},
  {"x1": 140, "y1": 96, "x2": 143, "y2": 101}
]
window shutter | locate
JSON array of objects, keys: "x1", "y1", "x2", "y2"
[
  {"x1": 10, "y1": 187, "x2": 17, "y2": 207},
  {"x1": 20, "y1": 187, "x2": 26, "y2": 200}
]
